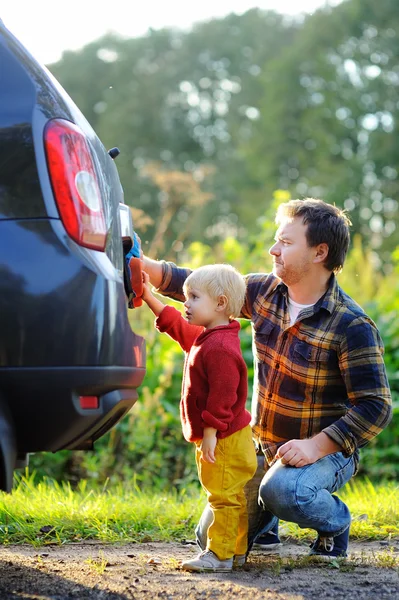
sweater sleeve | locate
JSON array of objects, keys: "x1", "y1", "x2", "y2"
[
  {"x1": 156, "y1": 305, "x2": 203, "y2": 352},
  {"x1": 201, "y1": 348, "x2": 245, "y2": 431}
]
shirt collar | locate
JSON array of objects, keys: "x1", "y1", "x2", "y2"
[
  {"x1": 274, "y1": 274, "x2": 338, "y2": 315},
  {"x1": 318, "y1": 274, "x2": 339, "y2": 314}
]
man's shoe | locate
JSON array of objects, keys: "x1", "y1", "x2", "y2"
[
  {"x1": 181, "y1": 550, "x2": 233, "y2": 572},
  {"x1": 309, "y1": 527, "x2": 350, "y2": 562},
  {"x1": 253, "y1": 526, "x2": 282, "y2": 551}
]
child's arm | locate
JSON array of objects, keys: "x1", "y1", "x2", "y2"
[
  {"x1": 142, "y1": 271, "x2": 202, "y2": 351},
  {"x1": 141, "y1": 271, "x2": 165, "y2": 317}
]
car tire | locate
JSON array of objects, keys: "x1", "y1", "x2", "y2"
[{"x1": 0, "y1": 401, "x2": 17, "y2": 492}]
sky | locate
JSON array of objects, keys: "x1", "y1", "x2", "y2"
[{"x1": 2, "y1": 0, "x2": 342, "y2": 65}]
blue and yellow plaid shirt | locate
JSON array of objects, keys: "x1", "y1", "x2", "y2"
[{"x1": 156, "y1": 262, "x2": 392, "y2": 465}]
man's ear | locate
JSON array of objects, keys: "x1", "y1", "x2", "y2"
[
  {"x1": 313, "y1": 243, "x2": 329, "y2": 264},
  {"x1": 216, "y1": 294, "x2": 228, "y2": 311}
]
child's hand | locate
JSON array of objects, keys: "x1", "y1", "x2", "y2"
[
  {"x1": 141, "y1": 271, "x2": 152, "y2": 302},
  {"x1": 140, "y1": 271, "x2": 165, "y2": 316},
  {"x1": 201, "y1": 428, "x2": 217, "y2": 463}
]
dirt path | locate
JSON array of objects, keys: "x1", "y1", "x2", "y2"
[{"x1": 0, "y1": 540, "x2": 398, "y2": 599}]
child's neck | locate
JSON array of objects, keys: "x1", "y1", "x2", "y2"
[{"x1": 204, "y1": 315, "x2": 230, "y2": 330}]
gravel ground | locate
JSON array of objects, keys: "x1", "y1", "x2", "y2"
[{"x1": 0, "y1": 539, "x2": 398, "y2": 599}]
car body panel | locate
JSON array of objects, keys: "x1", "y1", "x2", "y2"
[{"x1": 0, "y1": 19, "x2": 146, "y2": 476}]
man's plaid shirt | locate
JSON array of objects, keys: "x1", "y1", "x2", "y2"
[{"x1": 156, "y1": 262, "x2": 392, "y2": 466}]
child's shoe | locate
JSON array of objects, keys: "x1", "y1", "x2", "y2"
[
  {"x1": 181, "y1": 550, "x2": 233, "y2": 572},
  {"x1": 233, "y1": 554, "x2": 247, "y2": 568}
]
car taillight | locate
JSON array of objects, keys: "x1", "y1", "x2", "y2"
[{"x1": 44, "y1": 119, "x2": 107, "y2": 251}]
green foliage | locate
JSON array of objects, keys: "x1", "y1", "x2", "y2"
[
  {"x1": 49, "y1": 10, "x2": 299, "y2": 257},
  {"x1": 47, "y1": 0, "x2": 399, "y2": 262},
  {"x1": 342, "y1": 252, "x2": 399, "y2": 478}
]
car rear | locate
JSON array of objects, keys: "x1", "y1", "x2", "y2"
[{"x1": 0, "y1": 20, "x2": 145, "y2": 479}]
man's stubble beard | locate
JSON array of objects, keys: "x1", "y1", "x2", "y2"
[{"x1": 274, "y1": 261, "x2": 312, "y2": 287}]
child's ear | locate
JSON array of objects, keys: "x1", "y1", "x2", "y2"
[{"x1": 216, "y1": 295, "x2": 228, "y2": 311}]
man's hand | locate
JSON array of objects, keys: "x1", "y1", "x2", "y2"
[
  {"x1": 276, "y1": 433, "x2": 342, "y2": 467},
  {"x1": 201, "y1": 427, "x2": 218, "y2": 463}
]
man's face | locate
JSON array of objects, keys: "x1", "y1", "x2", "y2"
[{"x1": 269, "y1": 217, "x2": 317, "y2": 286}]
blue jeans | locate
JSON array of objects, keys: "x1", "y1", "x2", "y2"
[{"x1": 196, "y1": 450, "x2": 357, "y2": 552}]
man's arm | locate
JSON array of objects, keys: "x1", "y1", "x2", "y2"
[
  {"x1": 142, "y1": 255, "x2": 191, "y2": 303},
  {"x1": 277, "y1": 317, "x2": 392, "y2": 468},
  {"x1": 142, "y1": 256, "x2": 164, "y2": 289}
]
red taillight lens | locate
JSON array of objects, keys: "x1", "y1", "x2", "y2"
[
  {"x1": 79, "y1": 395, "x2": 99, "y2": 409},
  {"x1": 44, "y1": 119, "x2": 107, "y2": 251}
]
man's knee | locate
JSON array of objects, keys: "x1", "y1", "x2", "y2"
[{"x1": 259, "y1": 463, "x2": 298, "y2": 516}]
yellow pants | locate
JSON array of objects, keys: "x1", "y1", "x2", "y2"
[{"x1": 195, "y1": 424, "x2": 257, "y2": 560}]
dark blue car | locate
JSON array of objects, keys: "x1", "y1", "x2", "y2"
[{"x1": 0, "y1": 19, "x2": 146, "y2": 491}]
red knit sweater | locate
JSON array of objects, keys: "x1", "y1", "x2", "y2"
[{"x1": 156, "y1": 305, "x2": 251, "y2": 442}]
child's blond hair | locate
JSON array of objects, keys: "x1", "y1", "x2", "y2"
[{"x1": 183, "y1": 264, "x2": 246, "y2": 319}]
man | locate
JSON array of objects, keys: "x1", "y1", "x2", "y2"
[{"x1": 142, "y1": 198, "x2": 392, "y2": 561}]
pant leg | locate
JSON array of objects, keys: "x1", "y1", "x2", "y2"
[
  {"x1": 259, "y1": 452, "x2": 357, "y2": 535},
  {"x1": 195, "y1": 449, "x2": 277, "y2": 553},
  {"x1": 195, "y1": 425, "x2": 257, "y2": 560},
  {"x1": 234, "y1": 489, "x2": 249, "y2": 556},
  {"x1": 245, "y1": 452, "x2": 278, "y2": 549}
]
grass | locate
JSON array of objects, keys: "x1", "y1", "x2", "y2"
[
  {"x1": 0, "y1": 474, "x2": 398, "y2": 547},
  {"x1": 85, "y1": 550, "x2": 109, "y2": 574}
]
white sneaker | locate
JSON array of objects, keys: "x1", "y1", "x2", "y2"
[
  {"x1": 233, "y1": 554, "x2": 247, "y2": 567},
  {"x1": 181, "y1": 550, "x2": 233, "y2": 572}
]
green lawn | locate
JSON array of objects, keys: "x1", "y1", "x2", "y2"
[{"x1": 0, "y1": 475, "x2": 398, "y2": 547}]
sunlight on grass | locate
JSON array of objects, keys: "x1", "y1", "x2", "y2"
[
  {"x1": 0, "y1": 474, "x2": 397, "y2": 546},
  {"x1": 0, "y1": 474, "x2": 205, "y2": 546}
]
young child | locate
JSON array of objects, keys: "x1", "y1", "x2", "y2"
[{"x1": 141, "y1": 264, "x2": 257, "y2": 573}]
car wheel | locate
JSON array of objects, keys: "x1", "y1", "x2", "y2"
[{"x1": 0, "y1": 402, "x2": 17, "y2": 492}]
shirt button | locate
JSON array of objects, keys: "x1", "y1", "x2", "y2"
[
  {"x1": 268, "y1": 392, "x2": 272, "y2": 399},
  {"x1": 275, "y1": 363, "x2": 280, "y2": 369}
]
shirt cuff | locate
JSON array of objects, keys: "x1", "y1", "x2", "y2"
[
  {"x1": 154, "y1": 261, "x2": 187, "y2": 302},
  {"x1": 322, "y1": 424, "x2": 357, "y2": 458}
]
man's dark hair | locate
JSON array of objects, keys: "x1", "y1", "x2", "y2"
[{"x1": 275, "y1": 198, "x2": 352, "y2": 273}]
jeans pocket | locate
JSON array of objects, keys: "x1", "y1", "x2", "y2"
[{"x1": 330, "y1": 453, "x2": 355, "y2": 493}]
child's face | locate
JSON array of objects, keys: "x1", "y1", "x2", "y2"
[{"x1": 183, "y1": 286, "x2": 221, "y2": 329}]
